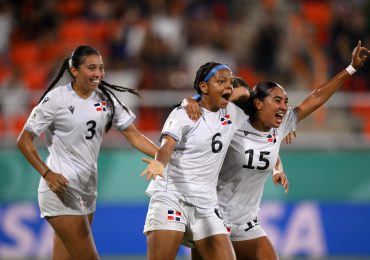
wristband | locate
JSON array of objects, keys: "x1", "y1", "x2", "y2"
[
  {"x1": 272, "y1": 169, "x2": 280, "y2": 176},
  {"x1": 346, "y1": 64, "x2": 356, "y2": 75},
  {"x1": 43, "y1": 169, "x2": 51, "y2": 178}
]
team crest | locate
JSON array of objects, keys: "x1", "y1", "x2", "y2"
[
  {"x1": 220, "y1": 115, "x2": 232, "y2": 125},
  {"x1": 267, "y1": 132, "x2": 276, "y2": 143},
  {"x1": 94, "y1": 101, "x2": 107, "y2": 112}
]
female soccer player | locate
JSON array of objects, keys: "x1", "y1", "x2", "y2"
[
  {"x1": 186, "y1": 41, "x2": 369, "y2": 260},
  {"x1": 17, "y1": 45, "x2": 158, "y2": 260},
  {"x1": 141, "y1": 62, "x2": 250, "y2": 260}
]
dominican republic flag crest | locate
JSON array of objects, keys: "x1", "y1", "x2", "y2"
[
  {"x1": 267, "y1": 133, "x2": 276, "y2": 143},
  {"x1": 94, "y1": 101, "x2": 107, "y2": 112},
  {"x1": 220, "y1": 114, "x2": 232, "y2": 125},
  {"x1": 167, "y1": 210, "x2": 181, "y2": 221}
]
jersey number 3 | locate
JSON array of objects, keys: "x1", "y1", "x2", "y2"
[
  {"x1": 243, "y1": 149, "x2": 270, "y2": 170},
  {"x1": 86, "y1": 120, "x2": 97, "y2": 139}
]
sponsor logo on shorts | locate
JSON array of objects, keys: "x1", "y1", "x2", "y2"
[{"x1": 244, "y1": 217, "x2": 260, "y2": 232}]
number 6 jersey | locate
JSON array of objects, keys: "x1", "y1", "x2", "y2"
[
  {"x1": 25, "y1": 83, "x2": 135, "y2": 196},
  {"x1": 217, "y1": 107, "x2": 297, "y2": 224},
  {"x1": 146, "y1": 103, "x2": 246, "y2": 209}
]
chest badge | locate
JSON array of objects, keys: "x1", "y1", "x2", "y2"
[
  {"x1": 220, "y1": 114, "x2": 232, "y2": 125},
  {"x1": 94, "y1": 101, "x2": 107, "y2": 112},
  {"x1": 267, "y1": 133, "x2": 276, "y2": 143}
]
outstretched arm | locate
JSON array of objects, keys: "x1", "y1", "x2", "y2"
[
  {"x1": 295, "y1": 41, "x2": 370, "y2": 123},
  {"x1": 140, "y1": 135, "x2": 176, "y2": 181},
  {"x1": 122, "y1": 124, "x2": 159, "y2": 157}
]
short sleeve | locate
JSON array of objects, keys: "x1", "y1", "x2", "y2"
[
  {"x1": 24, "y1": 95, "x2": 56, "y2": 137},
  {"x1": 229, "y1": 102, "x2": 247, "y2": 129},
  {"x1": 113, "y1": 98, "x2": 136, "y2": 132},
  {"x1": 160, "y1": 108, "x2": 192, "y2": 142},
  {"x1": 280, "y1": 107, "x2": 297, "y2": 137}
]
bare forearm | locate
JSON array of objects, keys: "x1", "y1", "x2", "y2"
[
  {"x1": 17, "y1": 130, "x2": 49, "y2": 177},
  {"x1": 309, "y1": 70, "x2": 349, "y2": 108},
  {"x1": 122, "y1": 124, "x2": 159, "y2": 157},
  {"x1": 296, "y1": 69, "x2": 350, "y2": 122},
  {"x1": 130, "y1": 134, "x2": 159, "y2": 158}
]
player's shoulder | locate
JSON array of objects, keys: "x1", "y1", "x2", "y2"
[
  {"x1": 167, "y1": 106, "x2": 195, "y2": 125},
  {"x1": 40, "y1": 84, "x2": 71, "y2": 104}
]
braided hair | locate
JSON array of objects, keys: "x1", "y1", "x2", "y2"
[
  {"x1": 193, "y1": 62, "x2": 223, "y2": 95},
  {"x1": 38, "y1": 45, "x2": 139, "y2": 132},
  {"x1": 246, "y1": 81, "x2": 280, "y2": 122}
]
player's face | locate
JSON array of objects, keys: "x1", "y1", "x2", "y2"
[
  {"x1": 202, "y1": 69, "x2": 233, "y2": 111},
  {"x1": 74, "y1": 54, "x2": 105, "y2": 94},
  {"x1": 258, "y1": 86, "x2": 288, "y2": 129}
]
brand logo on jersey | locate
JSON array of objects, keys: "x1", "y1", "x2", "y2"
[
  {"x1": 94, "y1": 101, "x2": 107, "y2": 112},
  {"x1": 220, "y1": 115, "x2": 232, "y2": 125},
  {"x1": 68, "y1": 106, "x2": 75, "y2": 114},
  {"x1": 167, "y1": 210, "x2": 181, "y2": 221},
  {"x1": 42, "y1": 97, "x2": 50, "y2": 104},
  {"x1": 267, "y1": 133, "x2": 276, "y2": 143}
]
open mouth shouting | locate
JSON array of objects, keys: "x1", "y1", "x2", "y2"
[
  {"x1": 220, "y1": 92, "x2": 231, "y2": 106},
  {"x1": 275, "y1": 111, "x2": 285, "y2": 124}
]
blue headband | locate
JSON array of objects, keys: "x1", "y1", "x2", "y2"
[{"x1": 203, "y1": 64, "x2": 231, "y2": 82}]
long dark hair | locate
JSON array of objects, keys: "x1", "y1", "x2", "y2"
[
  {"x1": 246, "y1": 81, "x2": 280, "y2": 121},
  {"x1": 38, "y1": 45, "x2": 139, "y2": 132}
]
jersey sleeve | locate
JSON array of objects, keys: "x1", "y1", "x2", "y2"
[
  {"x1": 229, "y1": 102, "x2": 247, "y2": 129},
  {"x1": 112, "y1": 98, "x2": 136, "y2": 132},
  {"x1": 160, "y1": 108, "x2": 192, "y2": 142},
  {"x1": 280, "y1": 107, "x2": 297, "y2": 137},
  {"x1": 24, "y1": 95, "x2": 56, "y2": 137}
]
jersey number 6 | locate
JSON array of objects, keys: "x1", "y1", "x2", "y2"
[{"x1": 212, "y1": 133, "x2": 223, "y2": 153}]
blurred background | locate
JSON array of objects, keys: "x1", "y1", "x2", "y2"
[{"x1": 0, "y1": 0, "x2": 369, "y2": 259}]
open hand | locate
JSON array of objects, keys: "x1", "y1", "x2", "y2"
[{"x1": 140, "y1": 158, "x2": 165, "y2": 181}]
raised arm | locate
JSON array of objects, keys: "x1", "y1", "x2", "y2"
[
  {"x1": 140, "y1": 135, "x2": 177, "y2": 181},
  {"x1": 295, "y1": 40, "x2": 369, "y2": 123},
  {"x1": 121, "y1": 124, "x2": 159, "y2": 157}
]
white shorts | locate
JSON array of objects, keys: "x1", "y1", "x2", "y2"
[
  {"x1": 143, "y1": 192, "x2": 229, "y2": 243},
  {"x1": 227, "y1": 216, "x2": 267, "y2": 241},
  {"x1": 38, "y1": 187, "x2": 96, "y2": 218}
]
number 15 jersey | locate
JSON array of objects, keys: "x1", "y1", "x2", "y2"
[{"x1": 217, "y1": 107, "x2": 297, "y2": 224}]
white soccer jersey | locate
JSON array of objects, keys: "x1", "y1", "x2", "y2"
[
  {"x1": 217, "y1": 107, "x2": 297, "y2": 224},
  {"x1": 25, "y1": 83, "x2": 135, "y2": 196},
  {"x1": 146, "y1": 103, "x2": 246, "y2": 208}
]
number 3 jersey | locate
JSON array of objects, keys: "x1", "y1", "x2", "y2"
[
  {"x1": 146, "y1": 103, "x2": 246, "y2": 209},
  {"x1": 25, "y1": 83, "x2": 135, "y2": 196},
  {"x1": 217, "y1": 107, "x2": 297, "y2": 224}
]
